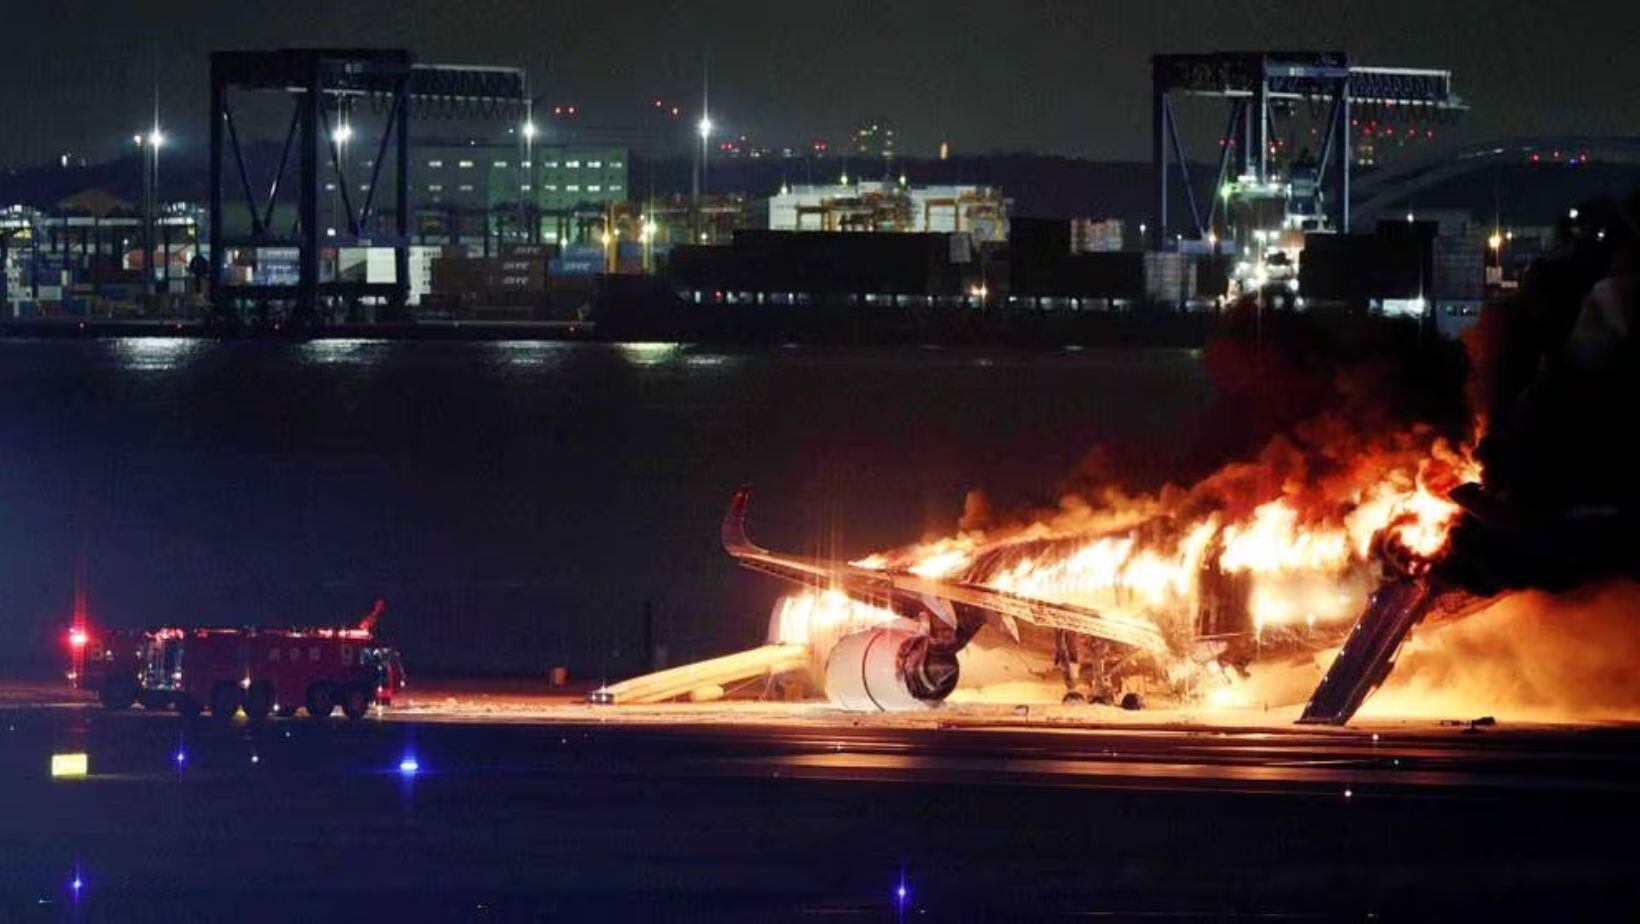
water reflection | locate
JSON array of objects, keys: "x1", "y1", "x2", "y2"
[
  {"x1": 489, "y1": 340, "x2": 573, "y2": 370},
  {"x1": 299, "y1": 338, "x2": 388, "y2": 367},
  {"x1": 615, "y1": 342, "x2": 681, "y2": 367},
  {"x1": 684, "y1": 353, "x2": 740, "y2": 370},
  {"x1": 111, "y1": 337, "x2": 199, "y2": 372}
]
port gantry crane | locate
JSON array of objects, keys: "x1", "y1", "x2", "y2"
[
  {"x1": 1149, "y1": 51, "x2": 1464, "y2": 253},
  {"x1": 207, "y1": 49, "x2": 529, "y2": 327}
]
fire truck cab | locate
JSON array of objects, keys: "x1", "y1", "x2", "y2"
[{"x1": 70, "y1": 605, "x2": 404, "y2": 721}]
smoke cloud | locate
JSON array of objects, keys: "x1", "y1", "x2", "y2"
[{"x1": 1361, "y1": 580, "x2": 1640, "y2": 723}]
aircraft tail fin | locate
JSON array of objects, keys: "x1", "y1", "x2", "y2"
[{"x1": 722, "y1": 484, "x2": 762, "y2": 555}]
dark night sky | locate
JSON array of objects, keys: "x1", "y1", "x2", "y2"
[{"x1": 2, "y1": 0, "x2": 1637, "y2": 167}]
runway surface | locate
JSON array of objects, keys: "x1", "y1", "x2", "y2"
[{"x1": 3, "y1": 686, "x2": 1638, "y2": 920}]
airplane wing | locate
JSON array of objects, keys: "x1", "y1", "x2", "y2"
[{"x1": 722, "y1": 486, "x2": 1167, "y2": 654}]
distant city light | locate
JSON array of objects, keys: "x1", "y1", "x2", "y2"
[
  {"x1": 1568, "y1": 207, "x2": 1580, "y2": 220},
  {"x1": 521, "y1": 120, "x2": 538, "y2": 140},
  {"x1": 1488, "y1": 232, "x2": 1503, "y2": 251},
  {"x1": 697, "y1": 116, "x2": 713, "y2": 140}
]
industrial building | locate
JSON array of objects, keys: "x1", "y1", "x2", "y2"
[{"x1": 345, "y1": 142, "x2": 631, "y2": 247}]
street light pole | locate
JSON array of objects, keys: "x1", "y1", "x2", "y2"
[
  {"x1": 138, "y1": 135, "x2": 152, "y2": 301},
  {"x1": 694, "y1": 114, "x2": 712, "y2": 242},
  {"x1": 520, "y1": 106, "x2": 537, "y2": 245},
  {"x1": 136, "y1": 128, "x2": 163, "y2": 305}
]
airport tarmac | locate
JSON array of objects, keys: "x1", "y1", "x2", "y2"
[{"x1": 4, "y1": 680, "x2": 1638, "y2": 920}]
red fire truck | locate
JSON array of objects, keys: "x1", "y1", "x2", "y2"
[{"x1": 70, "y1": 601, "x2": 405, "y2": 721}]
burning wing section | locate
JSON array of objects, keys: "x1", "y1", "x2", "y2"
[{"x1": 722, "y1": 486, "x2": 1168, "y2": 656}]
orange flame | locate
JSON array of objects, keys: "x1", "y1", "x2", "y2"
[{"x1": 850, "y1": 421, "x2": 1480, "y2": 652}]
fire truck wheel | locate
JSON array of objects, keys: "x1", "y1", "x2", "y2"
[
  {"x1": 305, "y1": 683, "x2": 336, "y2": 719},
  {"x1": 210, "y1": 683, "x2": 243, "y2": 721},
  {"x1": 243, "y1": 682, "x2": 274, "y2": 722},
  {"x1": 98, "y1": 677, "x2": 138, "y2": 710},
  {"x1": 341, "y1": 686, "x2": 371, "y2": 721},
  {"x1": 1061, "y1": 691, "x2": 1086, "y2": 705},
  {"x1": 176, "y1": 695, "x2": 203, "y2": 719},
  {"x1": 1120, "y1": 692, "x2": 1146, "y2": 711}
]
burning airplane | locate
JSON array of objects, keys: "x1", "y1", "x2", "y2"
[{"x1": 716, "y1": 416, "x2": 1501, "y2": 723}]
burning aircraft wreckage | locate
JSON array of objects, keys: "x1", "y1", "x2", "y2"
[{"x1": 591, "y1": 417, "x2": 1634, "y2": 725}]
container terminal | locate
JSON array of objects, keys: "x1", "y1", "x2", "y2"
[{"x1": 2, "y1": 48, "x2": 1636, "y2": 343}]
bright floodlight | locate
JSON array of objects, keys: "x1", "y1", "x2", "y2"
[
  {"x1": 333, "y1": 124, "x2": 352, "y2": 144},
  {"x1": 697, "y1": 115, "x2": 713, "y2": 140},
  {"x1": 521, "y1": 120, "x2": 538, "y2": 140},
  {"x1": 148, "y1": 129, "x2": 165, "y2": 149}
]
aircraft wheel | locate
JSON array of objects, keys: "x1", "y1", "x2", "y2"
[
  {"x1": 1061, "y1": 691, "x2": 1086, "y2": 704},
  {"x1": 1120, "y1": 692, "x2": 1146, "y2": 711}
]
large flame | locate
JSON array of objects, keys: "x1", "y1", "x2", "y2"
[
  {"x1": 772, "y1": 418, "x2": 1480, "y2": 686},
  {"x1": 769, "y1": 590, "x2": 900, "y2": 647}
]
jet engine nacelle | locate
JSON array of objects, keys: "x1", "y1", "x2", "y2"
[{"x1": 825, "y1": 628, "x2": 960, "y2": 712}]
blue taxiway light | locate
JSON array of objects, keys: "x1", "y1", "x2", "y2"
[{"x1": 398, "y1": 757, "x2": 420, "y2": 776}]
